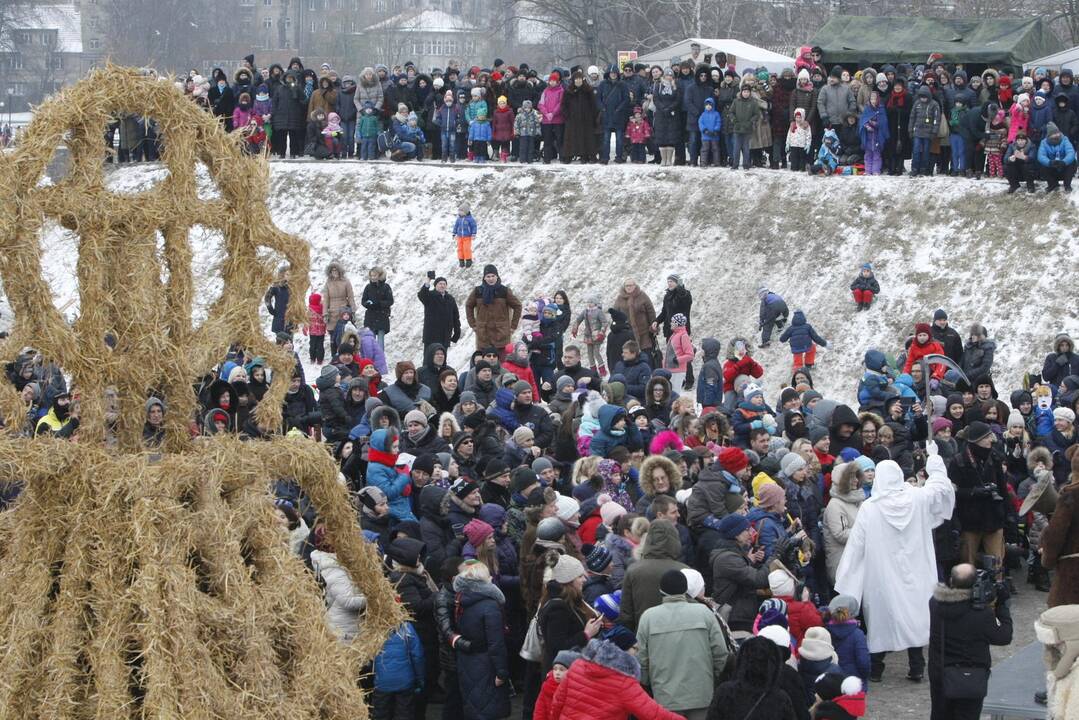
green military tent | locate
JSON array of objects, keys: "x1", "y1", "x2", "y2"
[{"x1": 809, "y1": 15, "x2": 1064, "y2": 69}]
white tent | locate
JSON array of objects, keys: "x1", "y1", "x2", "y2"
[
  {"x1": 634, "y1": 38, "x2": 794, "y2": 74},
  {"x1": 1024, "y1": 45, "x2": 1079, "y2": 73}
]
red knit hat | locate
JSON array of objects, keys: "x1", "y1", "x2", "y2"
[
  {"x1": 491, "y1": 71, "x2": 503, "y2": 81},
  {"x1": 549, "y1": 71, "x2": 561, "y2": 82},
  {"x1": 463, "y1": 519, "x2": 494, "y2": 548},
  {"x1": 915, "y1": 322, "x2": 932, "y2": 336},
  {"x1": 718, "y1": 447, "x2": 749, "y2": 474}
]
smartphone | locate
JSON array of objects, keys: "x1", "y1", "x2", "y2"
[
  {"x1": 900, "y1": 397, "x2": 915, "y2": 410},
  {"x1": 427, "y1": 270, "x2": 436, "y2": 279}
]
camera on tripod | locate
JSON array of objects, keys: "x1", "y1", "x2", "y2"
[{"x1": 971, "y1": 554, "x2": 1005, "y2": 610}]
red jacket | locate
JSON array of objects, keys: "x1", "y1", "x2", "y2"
[
  {"x1": 723, "y1": 354, "x2": 764, "y2": 393},
  {"x1": 578, "y1": 510, "x2": 603, "y2": 546},
  {"x1": 534, "y1": 671, "x2": 559, "y2": 720},
  {"x1": 549, "y1": 646, "x2": 685, "y2": 720},
  {"x1": 502, "y1": 347, "x2": 542, "y2": 400},
  {"x1": 903, "y1": 339, "x2": 946, "y2": 379},
  {"x1": 773, "y1": 595, "x2": 823, "y2": 645},
  {"x1": 491, "y1": 106, "x2": 516, "y2": 141}
]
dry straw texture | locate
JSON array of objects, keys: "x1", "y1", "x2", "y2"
[{"x1": 0, "y1": 65, "x2": 404, "y2": 718}]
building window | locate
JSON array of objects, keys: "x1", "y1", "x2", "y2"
[
  {"x1": 16, "y1": 32, "x2": 30, "y2": 44},
  {"x1": 310, "y1": 21, "x2": 315, "y2": 32},
  {"x1": 283, "y1": 16, "x2": 291, "y2": 27},
  {"x1": 10, "y1": 83, "x2": 26, "y2": 96},
  {"x1": 9, "y1": 53, "x2": 23, "y2": 70},
  {"x1": 50, "y1": 54, "x2": 63, "y2": 70},
  {"x1": 263, "y1": 17, "x2": 273, "y2": 27},
  {"x1": 308, "y1": 0, "x2": 316, "y2": 9},
  {"x1": 240, "y1": 0, "x2": 255, "y2": 5},
  {"x1": 89, "y1": 38, "x2": 101, "y2": 49},
  {"x1": 375, "y1": 0, "x2": 386, "y2": 10}
]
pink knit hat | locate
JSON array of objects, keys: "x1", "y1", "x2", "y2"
[
  {"x1": 600, "y1": 500, "x2": 627, "y2": 527},
  {"x1": 463, "y1": 519, "x2": 494, "y2": 548}
]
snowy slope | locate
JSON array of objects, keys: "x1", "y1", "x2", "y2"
[{"x1": 9, "y1": 160, "x2": 1079, "y2": 406}]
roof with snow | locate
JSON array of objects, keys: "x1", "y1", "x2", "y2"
[
  {"x1": 635, "y1": 38, "x2": 794, "y2": 74},
  {"x1": 364, "y1": 10, "x2": 478, "y2": 34},
  {"x1": 6, "y1": 4, "x2": 83, "y2": 53}
]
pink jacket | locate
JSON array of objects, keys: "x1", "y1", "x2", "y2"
[
  {"x1": 1008, "y1": 103, "x2": 1029, "y2": 142},
  {"x1": 664, "y1": 326, "x2": 695, "y2": 373},
  {"x1": 625, "y1": 117, "x2": 652, "y2": 144},
  {"x1": 538, "y1": 84, "x2": 565, "y2": 125}
]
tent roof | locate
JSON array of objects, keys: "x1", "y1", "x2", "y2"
[
  {"x1": 809, "y1": 15, "x2": 1064, "y2": 68},
  {"x1": 635, "y1": 38, "x2": 794, "y2": 73},
  {"x1": 1024, "y1": 44, "x2": 1079, "y2": 71}
]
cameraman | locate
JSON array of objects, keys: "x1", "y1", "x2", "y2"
[
  {"x1": 928, "y1": 563, "x2": 1013, "y2": 720},
  {"x1": 948, "y1": 421, "x2": 1008, "y2": 566}
]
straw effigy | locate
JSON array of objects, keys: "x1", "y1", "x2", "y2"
[{"x1": 0, "y1": 65, "x2": 404, "y2": 718}]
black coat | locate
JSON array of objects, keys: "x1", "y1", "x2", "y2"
[
  {"x1": 927, "y1": 584, "x2": 1012, "y2": 678},
  {"x1": 454, "y1": 581, "x2": 511, "y2": 720},
  {"x1": 562, "y1": 82, "x2": 598, "y2": 160},
  {"x1": 361, "y1": 280, "x2": 394, "y2": 333},
  {"x1": 652, "y1": 83, "x2": 682, "y2": 146},
  {"x1": 948, "y1": 445, "x2": 1009, "y2": 532},
  {"x1": 537, "y1": 595, "x2": 589, "y2": 671},
  {"x1": 264, "y1": 283, "x2": 290, "y2": 333},
  {"x1": 655, "y1": 285, "x2": 693, "y2": 338},
  {"x1": 282, "y1": 384, "x2": 319, "y2": 433},
  {"x1": 932, "y1": 324, "x2": 964, "y2": 364},
  {"x1": 271, "y1": 72, "x2": 308, "y2": 130},
  {"x1": 209, "y1": 85, "x2": 236, "y2": 129},
  {"x1": 316, "y1": 381, "x2": 350, "y2": 443},
  {"x1": 418, "y1": 284, "x2": 461, "y2": 348}
]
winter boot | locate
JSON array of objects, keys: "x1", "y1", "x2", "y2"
[
  {"x1": 467, "y1": 150, "x2": 474, "y2": 162},
  {"x1": 500, "y1": 150, "x2": 509, "y2": 163},
  {"x1": 459, "y1": 259, "x2": 466, "y2": 268},
  {"x1": 465, "y1": 259, "x2": 472, "y2": 268}
]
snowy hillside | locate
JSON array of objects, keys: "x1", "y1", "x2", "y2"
[{"x1": 9, "y1": 160, "x2": 1079, "y2": 405}]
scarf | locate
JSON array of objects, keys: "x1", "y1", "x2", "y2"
[
  {"x1": 887, "y1": 88, "x2": 907, "y2": 109},
  {"x1": 481, "y1": 280, "x2": 503, "y2": 305},
  {"x1": 395, "y1": 378, "x2": 420, "y2": 400},
  {"x1": 369, "y1": 446, "x2": 398, "y2": 467}
]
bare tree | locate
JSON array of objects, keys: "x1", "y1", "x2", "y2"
[{"x1": 104, "y1": 0, "x2": 230, "y2": 71}]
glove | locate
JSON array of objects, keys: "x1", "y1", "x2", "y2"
[
  {"x1": 970, "y1": 485, "x2": 992, "y2": 498},
  {"x1": 750, "y1": 420, "x2": 764, "y2": 429},
  {"x1": 1053, "y1": 159, "x2": 1065, "y2": 169},
  {"x1": 595, "y1": 331, "x2": 605, "y2": 342},
  {"x1": 1058, "y1": 354, "x2": 1070, "y2": 366}
]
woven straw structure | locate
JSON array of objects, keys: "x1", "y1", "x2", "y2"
[{"x1": 0, "y1": 65, "x2": 404, "y2": 718}]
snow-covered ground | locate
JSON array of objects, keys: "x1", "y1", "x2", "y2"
[{"x1": 5, "y1": 159, "x2": 1077, "y2": 406}]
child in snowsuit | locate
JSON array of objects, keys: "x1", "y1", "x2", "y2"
[
  {"x1": 984, "y1": 109, "x2": 1007, "y2": 178},
  {"x1": 322, "y1": 112, "x2": 343, "y2": 158},
  {"x1": 304, "y1": 292, "x2": 327, "y2": 364},
  {"x1": 468, "y1": 107, "x2": 492, "y2": 163},
  {"x1": 625, "y1": 106, "x2": 652, "y2": 163},
  {"x1": 698, "y1": 97, "x2": 723, "y2": 166},
  {"x1": 810, "y1": 128, "x2": 840, "y2": 174},
  {"x1": 534, "y1": 650, "x2": 580, "y2": 720},
  {"x1": 787, "y1": 108, "x2": 812, "y2": 172},
  {"x1": 570, "y1": 297, "x2": 609, "y2": 375},
  {"x1": 514, "y1": 99, "x2": 541, "y2": 163},
  {"x1": 241, "y1": 116, "x2": 266, "y2": 155},
  {"x1": 778, "y1": 309, "x2": 828, "y2": 370},
  {"x1": 253, "y1": 84, "x2": 272, "y2": 142},
  {"x1": 357, "y1": 101, "x2": 380, "y2": 160},
  {"x1": 434, "y1": 90, "x2": 461, "y2": 162},
  {"x1": 902, "y1": 322, "x2": 946, "y2": 380},
  {"x1": 849, "y1": 262, "x2": 879, "y2": 310},
  {"x1": 453, "y1": 203, "x2": 477, "y2": 268}
]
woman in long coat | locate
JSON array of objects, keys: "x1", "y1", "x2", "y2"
[
  {"x1": 652, "y1": 71, "x2": 682, "y2": 164},
  {"x1": 454, "y1": 560, "x2": 511, "y2": 719},
  {"x1": 561, "y1": 71, "x2": 598, "y2": 163},
  {"x1": 612, "y1": 279, "x2": 657, "y2": 352}
]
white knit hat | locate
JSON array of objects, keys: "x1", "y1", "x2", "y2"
[{"x1": 544, "y1": 554, "x2": 586, "y2": 585}]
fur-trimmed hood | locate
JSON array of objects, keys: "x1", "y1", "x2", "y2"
[
  {"x1": 645, "y1": 376, "x2": 672, "y2": 404},
  {"x1": 581, "y1": 639, "x2": 641, "y2": 680},
  {"x1": 831, "y1": 462, "x2": 864, "y2": 499},
  {"x1": 452, "y1": 575, "x2": 506, "y2": 605},
  {"x1": 326, "y1": 260, "x2": 347, "y2": 279},
  {"x1": 639, "y1": 454, "x2": 683, "y2": 497},
  {"x1": 933, "y1": 583, "x2": 972, "y2": 603},
  {"x1": 1029, "y1": 446, "x2": 1053, "y2": 473},
  {"x1": 726, "y1": 336, "x2": 750, "y2": 360},
  {"x1": 370, "y1": 405, "x2": 400, "y2": 430}
]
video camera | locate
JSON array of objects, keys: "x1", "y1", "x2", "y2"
[{"x1": 971, "y1": 554, "x2": 1006, "y2": 610}]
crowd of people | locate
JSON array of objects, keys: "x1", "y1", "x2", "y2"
[
  {"x1": 101, "y1": 46, "x2": 1079, "y2": 191},
  {"x1": 7, "y1": 250, "x2": 1079, "y2": 720}
]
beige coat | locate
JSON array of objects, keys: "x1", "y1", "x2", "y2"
[
  {"x1": 322, "y1": 260, "x2": 356, "y2": 322},
  {"x1": 823, "y1": 462, "x2": 865, "y2": 583}
]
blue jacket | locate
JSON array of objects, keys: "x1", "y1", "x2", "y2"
[
  {"x1": 827, "y1": 621, "x2": 870, "y2": 686},
  {"x1": 1038, "y1": 134, "x2": 1076, "y2": 166},
  {"x1": 613, "y1": 356, "x2": 652, "y2": 402},
  {"x1": 454, "y1": 214, "x2": 477, "y2": 237},
  {"x1": 468, "y1": 119, "x2": 492, "y2": 142},
  {"x1": 374, "y1": 622, "x2": 426, "y2": 692},
  {"x1": 857, "y1": 370, "x2": 894, "y2": 411},
  {"x1": 367, "y1": 428, "x2": 416, "y2": 521},
  {"x1": 486, "y1": 388, "x2": 519, "y2": 434},
  {"x1": 778, "y1": 310, "x2": 827, "y2": 353},
  {"x1": 698, "y1": 103, "x2": 723, "y2": 140},
  {"x1": 858, "y1": 102, "x2": 890, "y2": 150},
  {"x1": 589, "y1": 404, "x2": 642, "y2": 457},
  {"x1": 435, "y1": 102, "x2": 461, "y2": 130},
  {"x1": 745, "y1": 506, "x2": 786, "y2": 562},
  {"x1": 597, "y1": 75, "x2": 632, "y2": 129},
  {"x1": 696, "y1": 338, "x2": 723, "y2": 407}
]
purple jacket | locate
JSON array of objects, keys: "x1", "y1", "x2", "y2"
[{"x1": 359, "y1": 327, "x2": 387, "y2": 374}]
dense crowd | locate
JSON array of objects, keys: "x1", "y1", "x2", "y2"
[
  {"x1": 6, "y1": 253, "x2": 1079, "y2": 719},
  {"x1": 102, "y1": 46, "x2": 1079, "y2": 192}
]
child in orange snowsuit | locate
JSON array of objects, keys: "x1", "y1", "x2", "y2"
[{"x1": 453, "y1": 202, "x2": 477, "y2": 268}]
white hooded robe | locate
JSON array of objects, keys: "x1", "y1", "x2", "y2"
[{"x1": 834, "y1": 454, "x2": 955, "y2": 653}]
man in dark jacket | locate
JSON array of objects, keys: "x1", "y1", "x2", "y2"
[
  {"x1": 316, "y1": 365, "x2": 350, "y2": 443},
  {"x1": 618, "y1": 519, "x2": 688, "y2": 631},
  {"x1": 1043, "y1": 332, "x2": 1079, "y2": 388},
  {"x1": 928, "y1": 563, "x2": 1013, "y2": 720},
  {"x1": 418, "y1": 276, "x2": 461, "y2": 348},
  {"x1": 597, "y1": 65, "x2": 631, "y2": 164},
  {"x1": 757, "y1": 287, "x2": 789, "y2": 347},
  {"x1": 931, "y1": 308, "x2": 964, "y2": 364},
  {"x1": 271, "y1": 70, "x2": 308, "y2": 158},
  {"x1": 710, "y1": 513, "x2": 769, "y2": 634},
  {"x1": 829, "y1": 404, "x2": 862, "y2": 455},
  {"x1": 947, "y1": 421, "x2": 1008, "y2": 566},
  {"x1": 684, "y1": 66, "x2": 713, "y2": 166},
  {"x1": 509, "y1": 381, "x2": 554, "y2": 448},
  {"x1": 361, "y1": 267, "x2": 394, "y2": 348},
  {"x1": 652, "y1": 274, "x2": 692, "y2": 339},
  {"x1": 263, "y1": 269, "x2": 290, "y2": 334},
  {"x1": 612, "y1": 341, "x2": 652, "y2": 403}
]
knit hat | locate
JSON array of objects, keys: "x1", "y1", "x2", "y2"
[
  {"x1": 583, "y1": 543, "x2": 613, "y2": 573},
  {"x1": 671, "y1": 313, "x2": 688, "y2": 328},
  {"x1": 814, "y1": 674, "x2": 867, "y2": 717},
  {"x1": 744, "y1": 385, "x2": 764, "y2": 403},
  {"x1": 412, "y1": 454, "x2": 435, "y2": 475},
  {"x1": 768, "y1": 569, "x2": 796, "y2": 598},
  {"x1": 757, "y1": 483, "x2": 786, "y2": 511},
  {"x1": 459, "y1": 390, "x2": 478, "y2": 404},
  {"x1": 513, "y1": 426, "x2": 535, "y2": 445},
  {"x1": 536, "y1": 516, "x2": 566, "y2": 541},
  {"x1": 854, "y1": 455, "x2": 876, "y2": 473},
  {"x1": 829, "y1": 65, "x2": 843, "y2": 79},
  {"x1": 758, "y1": 624, "x2": 792, "y2": 650},
  {"x1": 1055, "y1": 407, "x2": 1076, "y2": 424},
  {"x1": 458, "y1": 201, "x2": 470, "y2": 214},
  {"x1": 451, "y1": 477, "x2": 480, "y2": 499},
  {"x1": 933, "y1": 308, "x2": 948, "y2": 321},
  {"x1": 600, "y1": 501, "x2": 627, "y2": 526},
  {"x1": 320, "y1": 364, "x2": 339, "y2": 380},
  {"x1": 463, "y1": 519, "x2": 494, "y2": 547},
  {"x1": 594, "y1": 591, "x2": 621, "y2": 620},
  {"x1": 724, "y1": 491, "x2": 747, "y2": 515},
  {"x1": 545, "y1": 554, "x2": 585, "y2": 584},
  {"x1": 682, "y1": 568, "x2": 706, "y2": 599},
  {"x1": 659, "y1": 568, "x2": 688, "y2": 596},
  {"x1": 510, "y1": 467, "x2": 540, "y2": 494},
  {"x1": 828, "y1": 594, "x2": 860, "y2": 616},
  {"x1": 483, "y1": 459, "x2": 510, "y2": 482},
  {"x1": 931, "y1": 417, "x2": 954, "y2": 434},
  {"x1": 1007, "y1": 410, "x2": 1026, "y2": 429},
  {"x1": 552, "y1": 650, "x2": 582, "y2": 669},
  {"x1": 757, "y1": 599, "x2": 788, "y2": 630},
  {"x1": 915, "y1": 322, "x2": 932, "y2": 336},
  {"x1": 964, "y1": 420, "x2": 993, "y2": 443},
  {"x1": 357, "y1": 485, "x2": 386, "y2": 511},
  {"x1": 780, "y1": 452, "x2": 806, "y2": 477},
  {"x1": 717, "y1": 513, "x2": 750, "y2": 539},
  {"x1": 718, "y1": 447, "x2": 749, "y2": 474},
  {"x1": 531, "y1": 457, "x2": 554, "y2": 475},
  {"x1": 404, "y1": 409, "x2": 428, "y2": 427},
  {"x1": 809, "y1": 426, "x2": 829, "y2": 444},
  {"x1": 395, "y1": 360, "x2": 416, "y2": 380},
  {"x1": 555, "y1": 494, "x2": 580, "y2": 522},
  {"x1": 482, "y1": 264, "x2": 498, "y2": 276},
  {"x1": 510, "y1": 380, "x2": 530, "y2": 397},
  {"x1": 800, "y1": 627, "x2": 837, "y2": 662}
]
